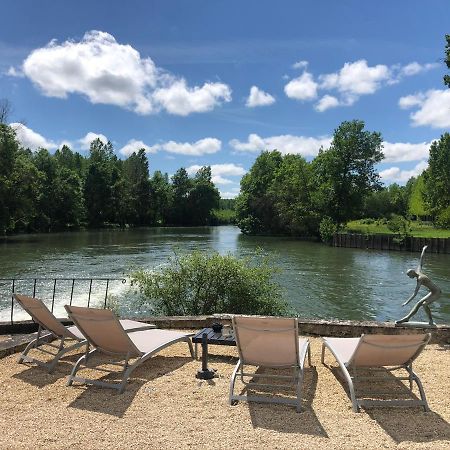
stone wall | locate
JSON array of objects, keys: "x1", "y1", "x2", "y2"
[{"x1": 1, "y1": 314, "x2": 449, "y2": 358}]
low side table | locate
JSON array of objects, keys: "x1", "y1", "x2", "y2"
[{"x1": 192, "y1": 327, "x2": 236, "y2": 359}]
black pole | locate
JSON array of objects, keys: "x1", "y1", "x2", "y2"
[{"x1": 196, "y1": 332, "x2": 215, "y2": 380}]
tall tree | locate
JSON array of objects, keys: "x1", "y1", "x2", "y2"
[
  {"x1": 170, "y1": 168, "x2": 192, "y2": 225},
  {"x1": 84, "y1": 139, "x2": 118, "y2": 227},
  {"x1": 122, "y1": 149, "x2": 152, "y2": 225},
  {"x1": 269, "y1": 154, "x2": 318, "y2": 235},
  {"x1": 189, "y1": 166, "x2": 220, "y2": 225},
  {"x1": 235, "y1": 150, "x2": 283, "y2": 234},
  {"x1": 149, "y1": 171, "x2": 172, "y2": 225},
  {"x1": 312, "y1": 120, "x2": 384, "y2": 225},
  {"x1": 408, "y1": 175, "x2": 428, "y2": 219},
  {"x1": 423, "y1": 133, "x2": 450, "y2": 217}
]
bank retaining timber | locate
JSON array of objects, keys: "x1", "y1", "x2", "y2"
[{"x1": 333, "y1": 233, "x2": 450, "y2": 253}]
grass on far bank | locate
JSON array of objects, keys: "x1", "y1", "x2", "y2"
[{"x1": 346, "y1": 219, "x2": 450, "y2": 238}]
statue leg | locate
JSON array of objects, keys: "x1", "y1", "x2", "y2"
[
  {"x1": 397, "y1": 300, "x2": 424, "y2": 323},
  {"x1": 423, "y1": 304, "x2": 435, "y2": 325}
]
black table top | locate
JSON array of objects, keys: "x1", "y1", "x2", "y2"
[{"x1": 192, "y1": 327, "x2": 236, "y2": 346}]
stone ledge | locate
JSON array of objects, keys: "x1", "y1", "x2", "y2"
[{"x1": 1, "y1": 315, "x2": 449, "y2": 359}]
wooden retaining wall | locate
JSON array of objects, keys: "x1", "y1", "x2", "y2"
[{"x1": 333, "y1": 233, "x2": 450, "y2": 253}]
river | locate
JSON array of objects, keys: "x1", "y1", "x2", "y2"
[{"x1": 1, "y1": 226, "x2": 449, "y2": 323}]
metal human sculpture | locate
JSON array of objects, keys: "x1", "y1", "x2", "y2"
[{"x1": 396, "y1": 245, "x2": 441, "y2": 326}]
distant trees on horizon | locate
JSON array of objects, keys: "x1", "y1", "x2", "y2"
[{"x1": 0, "y1": 122, "x2": 221, "y2": 235}]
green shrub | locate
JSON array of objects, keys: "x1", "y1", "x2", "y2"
[
  {"x1": 435, "y1": 206, "x2": 450, "y2": 228},
  {"x1": 319, "y1": 216, "x2": 337, "y2": 243},
  {"x1": 387, "y1": 214, "x2": 411, "y2": 244},
  {"x1": 210, "y1": 208, "x2": 236, "y2": 225},
  {"x1": 131, "y1": 251, "x2": 287, "y2": 316}
]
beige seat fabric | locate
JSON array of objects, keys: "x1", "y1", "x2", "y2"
[
  {"x1": 230, "y1": 315, "x2": 310, "y2": 412},
  {"x1": 321, "y1": 333, "x2": 431, "y2": 412},
  {"x1": 13, "y1": 294, "x2": 155, "y2": 373},
  {"x1": 65, "y1": 305, "x2": 194, "y2": 393}
]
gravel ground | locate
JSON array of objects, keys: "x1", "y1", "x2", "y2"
[{"x1": 0, "y1": 336, "x2": 449, "y2": 449}]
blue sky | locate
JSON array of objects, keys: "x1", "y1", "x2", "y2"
[{"x1": 1, "y1": 0, "x2": 449, "y2": 197}]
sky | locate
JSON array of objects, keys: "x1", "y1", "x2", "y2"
[{"x1": 1, "y1": 0, "x2": 449, "y2": 198}]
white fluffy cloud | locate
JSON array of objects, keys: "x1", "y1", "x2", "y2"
[
  {"x1": 284, "y1": 72, "x2": 318, "y2": 101},
  {"x1": 151, "y1": 138, "x2": 221, "y2": 156},
  {"x1": 119, "y1": 139, "x2": 157, "y2": 156},
  {"x1": 400, "y1": 62, "x2": 440, "y2": 77},
  {"x1": 319, "y1": 59, "x2": 391, "y2": 96},
  {"x1": 219, "y1": 187, "x2": 241, "y2": 199},
  {"x1": 314, "y1": 95, "x2": 340, "y2": 112},
  {"x1": 399, "y1": 89, "x2": 450, "y2": 128},
  {"x1": 383, "y1": 141, "x2": 432, "y2": 163},
  {"x1": 152, "y1": 80, "x2": 231, "y2": 116},
  {"x1": 78, "y1": 132, "x2": 108, "y2": 150},
  {"x1": 13, "y1": 30, "x2": 231, "y2": 116},
  {"x1": 186, "y1": 163, "x2": 246, "y2": 186},
  {"x1": 292, "y1": 60, "x2": 308, "y2": 70},
  {"x1": 10, "y1": 123, "x2": 58, "y2": 150},
  {"x1": 380, "y1": 160, "x2": 428, "y2": 184},
  {"x1": 230, "y1": 133, "x2": 331, "y2": 157},
  {"x1": 284, "y1": 59, "x2": 440, "y2": 112},
  {"x1": 245, "y1": 86, "x2": 275, "y2": 107}
]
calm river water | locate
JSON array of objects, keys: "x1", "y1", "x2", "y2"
[{"x1": 1, "y1": 226, "x2": 449, "y2": 323}]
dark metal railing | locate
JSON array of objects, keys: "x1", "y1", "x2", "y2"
[{"x1": 0, "y1": 277, "x2": 126, "y2": 324}]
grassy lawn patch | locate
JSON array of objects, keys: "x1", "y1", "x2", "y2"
[{"x1": 345, "y1": 220, "x2": 450, "y2": 238}]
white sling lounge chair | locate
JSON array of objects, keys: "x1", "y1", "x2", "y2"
[
  {"x1": 13, "y1": 294, "x2": 155, "y2": 373},
  {"x1": 65, "y1": 305, "x2": 194, "y2": 393},
  {"x1": 229, "y1": 316, "x2": 311, "y2": 412},
  {"x1": 321, "y1": 333, "x2": 431, "y2": 412}
]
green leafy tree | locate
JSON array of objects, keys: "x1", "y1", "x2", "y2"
[
  {"x1": 408, "y1": 175, "x2": 428, "y2": 219},
  {"x1": 236, "y1": 150, "x2": 283, "y2": 234},
  {"x1": 188, "y1": 166, "x2": 220, "y2": 225},
  {"x1": 0, "y1": 124, "x2": 43, "y2": 233},
  {"x1": 312, "y1": 120, "x2": 384, "y2": 225},
  {"x1": 149, "y1": 171, "x2": 172, "y2": 225},
  {"x1": 269, "y1": 154, "x2": 318, "y2": 235},
  {"x1": 423, "y1": 134, "x2": 450, "y2": 220},
  {"x1": 121, "y1": 149, "x2": 152, "y2": 225},
  {"x1": 169, "y1": 168, "x2": 193, "y2": 225},
  {"x1": 84, "y1": 139, "x2": 119, "y2": 227}
]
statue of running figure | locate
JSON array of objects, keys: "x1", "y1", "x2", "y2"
[{"x1": 396, "y1": 245, "x2": 441, "y2": 326}]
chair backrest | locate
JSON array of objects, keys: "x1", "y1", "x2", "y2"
[
  {"x1": 232, "y1": 316, "x2": 299, "y2": 368},
  {"x1": 65, "y1": 305, "x2": 140, "y2": 357},
  {"x1": 14, "y1": 294, "x2": 77, "y2": 339},
  {"x1": 349, "y1": 333, "x2": 431, "y2": 367}
]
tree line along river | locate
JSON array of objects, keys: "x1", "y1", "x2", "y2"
[{"x1": 1, "y1": 226, "x2": 449, "y2": 324}]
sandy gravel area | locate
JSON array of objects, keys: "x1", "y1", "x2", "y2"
[{"x1": 0, "y1": 336, "x2": 449, "y2": 449}]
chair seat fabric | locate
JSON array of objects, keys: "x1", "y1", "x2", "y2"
[
  {"x1": 322, "y1": 337, "x2": 360, "y2": 365},
  {"x1": 128, "y1": 329, "x2": 190, "y2": 354}
]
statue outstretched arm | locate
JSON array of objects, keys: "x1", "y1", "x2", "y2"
[
  {"x1": 402, "y1": 281, "x2": 421, "y2": 306},
  {"x1": 418, "y1": 245, "x2": 428, "y2": 272}
]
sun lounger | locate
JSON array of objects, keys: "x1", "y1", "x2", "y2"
[
  {"x1": 13, "y1": 293, "x2": 155, "y2": 373},
  {"x1": 229, "y1": 316, "x2": 310, "y2": 412},
  {"x1": 65, "y1": 305, "x2": 194, "y2": 393},
  {"x1": 321, "y1": 333, "x2": 431, "y2": 412}
]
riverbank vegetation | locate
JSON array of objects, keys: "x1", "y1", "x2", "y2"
[
  {"x1": 131, "y1": 251, "x2": 286, "y2": 316},
  {"x1": 235, "y1": 120, "x2": 450, "y2": 242},
  {"x1": 0, "y1": 122, "x2": 227, "y2": 235}
]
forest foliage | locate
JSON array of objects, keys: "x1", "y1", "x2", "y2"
[
  {"x1": 235, "y1": 121, "x2": 450, "y2": 238},
  {"x1": 0, "y1": 123, "x2": 221, "y2": 234}
]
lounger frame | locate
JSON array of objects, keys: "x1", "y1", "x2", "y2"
[
  {"x1": 321, "y1": 334, "x2": 431, "y2": 412},
  {"x1": 66, "y1": 306, "x2": 194, "y2": 393},
  {"x1": 229, "y1": 316, "x2": 311, "y2": 412}
]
